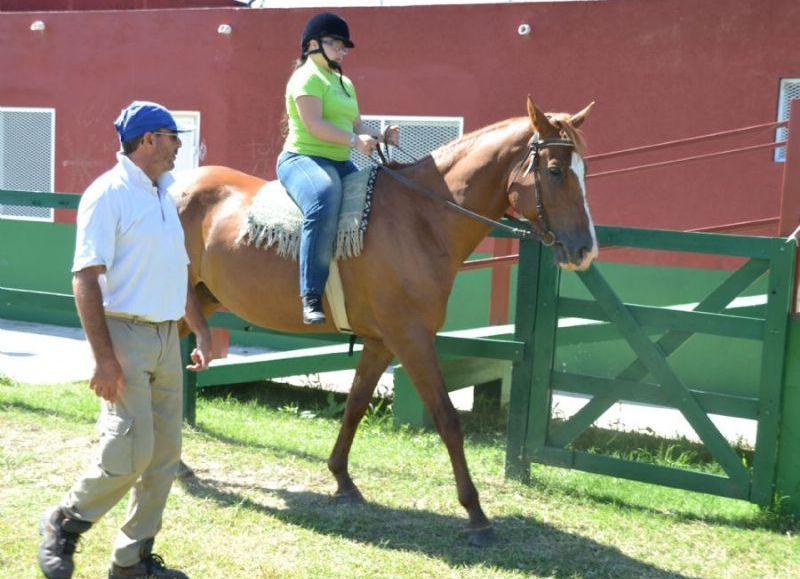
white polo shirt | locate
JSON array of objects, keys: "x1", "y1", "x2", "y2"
[{"x1": 72, "y1": 153, "x2": 189, "y2": 322}]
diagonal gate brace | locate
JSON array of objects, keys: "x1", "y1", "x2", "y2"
[
  {"x1": 549, "y1": 259, "x2": 768, "y2": 450},
  {"x1": 568, "y1": 265, "x2": 750, "y2": 487}
]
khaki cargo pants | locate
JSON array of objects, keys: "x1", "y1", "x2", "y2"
[{"x1": 63, "y1": 317, "x2": 183, "y2": 567}]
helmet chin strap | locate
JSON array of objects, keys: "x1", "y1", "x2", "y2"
[
  {"x1": 304, "y1": 44, "x2": 350, "y2": 96},
  {"x1": 304, "y1": 46, "x2": 341, "y2": 72}
]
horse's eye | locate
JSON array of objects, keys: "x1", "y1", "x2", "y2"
[{"x1": 548, "y1": 166, "x2": 563, "y2": 177}]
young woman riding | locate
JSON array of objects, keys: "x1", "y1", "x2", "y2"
[{"x1": 276, "y1": 12, "x2": 400, "y2": 324}]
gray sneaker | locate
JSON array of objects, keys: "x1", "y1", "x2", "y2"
[
  {"x1": 37, "y1": 506, "x2": 92, "y2": 579},
  {"x1": 302, "y1": 294, "x2": 326, "y2": 325},
  {"x1": 108, "y1": 539, "x2": 188, "y2": 579}
]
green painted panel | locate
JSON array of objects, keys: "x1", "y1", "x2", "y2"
[
  {"x1": 776, "y1": 317, "x2": 800, "y2": 516},
  {"x1": 0, "y1": 220, "x2": 75, "y2": 294},
  {"x1": 443, "y1": 255, "x2": 493, "y2": 330},
  {"x1": 559, "y1": 262, "x2": 767, "y2": 306}
]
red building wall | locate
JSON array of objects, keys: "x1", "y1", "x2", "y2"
[{"x1": 1, "y1": 0, "x2": 799, "y2": 237}]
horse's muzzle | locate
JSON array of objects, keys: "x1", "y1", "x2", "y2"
[{"x1": 552, "y1": 233, "x2": 598, "y2": 272}]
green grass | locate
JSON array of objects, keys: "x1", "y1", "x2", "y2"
[{"x1": 1, "y1": 377, "x2": 798, "y2": 578}]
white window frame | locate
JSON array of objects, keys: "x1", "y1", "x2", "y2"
[
  {"x1": 775, "y1": 79, "x2": 800, "y2": 163},
  {"x1": 353, "y1": 114, "x2": 463, "y2": 169},
  {"x1": 0, "y1": 106, "x2": 56, "y2": 222},
  {"x1": 171, "y1": 110, "x2": 201, "y2": 171}
]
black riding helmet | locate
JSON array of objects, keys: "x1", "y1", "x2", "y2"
[{"x1": 301, "y1": 12, "x2": 355, "y2": 54}]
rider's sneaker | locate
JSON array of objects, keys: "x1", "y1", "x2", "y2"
[
  {"x1": 302, "y1": 294, "x2": 326, "y2": 325},
  {"x1": 38, "y1": 506, "x2": 92, "y2": 579}
]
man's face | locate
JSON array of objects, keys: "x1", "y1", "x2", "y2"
[{"x1": 151, "y1": 128, "x2": 182, "y2": 172}]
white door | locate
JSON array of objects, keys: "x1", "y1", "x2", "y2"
[{"x1": 172, "y1": 111, "x2": 201, "y2": 171}]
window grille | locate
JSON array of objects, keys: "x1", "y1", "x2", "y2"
[
  {"x1": 776, "y1": 79, "x2": 800, "y2": 162},
  {"x1": 352, "y1": 115, "x2": 463, "y2": 171},
  {"x1": 0, "y1": 107, "x2": 55, "y2": 221}
]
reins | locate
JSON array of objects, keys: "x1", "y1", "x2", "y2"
[
  {"x1": 367, "y1": 151, "x2": 535, "y2": 239},
  {"x1": 367, "y1": 130, "x2": 578, "y2": 244}
]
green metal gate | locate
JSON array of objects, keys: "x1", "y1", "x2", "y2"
[{"x1": 506, "y1": 226, "x2": 796, "y2": 505}]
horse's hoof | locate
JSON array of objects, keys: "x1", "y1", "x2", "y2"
[
  {"x1": 463, "y1": 525, "x2": 497, "y2": 547},
  {"x1": 334, "y1": 488, "x2": 365, "y2": 505}
]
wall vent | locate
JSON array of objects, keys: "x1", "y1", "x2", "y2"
[
  {"x1": 352, "y1": 115, "x2": 463, "y2": 170},
  {"x1": 0, "y1": 107, "x2": 55, "y2": 221}
]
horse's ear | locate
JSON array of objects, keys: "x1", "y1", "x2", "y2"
[
  {"x1": 527, "y1": 95, "x2": 547, "y2": 131},
  {"x1": 570, "y1": 101, "x2": 595, "y2": 129}
]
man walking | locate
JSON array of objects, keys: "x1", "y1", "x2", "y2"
[{"x1": 38, "y1": 101, "x2": 212, "y2": 579}]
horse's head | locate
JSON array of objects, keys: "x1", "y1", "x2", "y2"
[{"x1": 508, "y1": 96, "x2": 598, "y2": 272}]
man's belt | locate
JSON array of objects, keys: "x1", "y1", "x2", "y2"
[{"x1": 105, "y1": 312, "x2": 173, "y2": 327}]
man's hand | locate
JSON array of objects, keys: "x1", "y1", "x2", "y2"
[
  {"x1": 90, "y1": 358, "x2": 125, "y2": 402},
  {"x1": 186, "y1": 331, "x2": 213, "y2": 372},
  {"x1": 186, "y1": 346, "x2": 211, "y2": 372}
]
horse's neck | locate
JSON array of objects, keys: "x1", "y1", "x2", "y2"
[{"x1": 429, "y1": 120, "x2": 530, "y2": 260}]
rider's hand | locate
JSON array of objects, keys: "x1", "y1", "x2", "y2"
[
  {"x1": 354, "y1": 134, "x2": 378, "y2": 156},
  {"x1": 383, "y1": 125, "x2": 400, "y2": 146}
]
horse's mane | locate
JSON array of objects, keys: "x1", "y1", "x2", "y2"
[
  {"x1": 430, "y1": 113, "x2": 587, "y2": 168},
  {"x1": 432, "y1": 118, "x2": 520, "y2": 165}
]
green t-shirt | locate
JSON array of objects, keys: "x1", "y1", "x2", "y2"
[{"x1": 284, "y1": 59, "x2": 359, "y2": 162}]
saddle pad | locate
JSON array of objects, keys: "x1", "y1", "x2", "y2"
[
  {"x1": 238, "y1": 167, "x2": 378, "y2": 333},
  {"x1": 238, "y1": 167, "x2": 378, "y2": 260}
]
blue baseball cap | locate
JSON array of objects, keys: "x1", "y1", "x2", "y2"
[{"x1": 114, "y1": 101, "x2": 190, "y2": 142}]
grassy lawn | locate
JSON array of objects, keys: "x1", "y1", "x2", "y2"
[{"x1": 1, "y1": 375, "x2": 798, "y2": 578}]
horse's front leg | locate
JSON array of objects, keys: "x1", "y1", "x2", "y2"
[
  {"x1": 386, "y1": 328, "x2": 495, "y2": 546},
  {"x1": 328, "y1": 338, "x2": 394, "y2": 503}
]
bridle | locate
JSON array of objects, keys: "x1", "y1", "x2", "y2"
[
  {"x1": 517, "y1": 134, "x2": 579, "y2": 246},
  {"x1": 370, "y1": 130, "x2": 579, "y2": 243}
]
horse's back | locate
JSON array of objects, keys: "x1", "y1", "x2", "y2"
[{"x1": 173, "y1": 165, "x2": 266, "y2": 208}]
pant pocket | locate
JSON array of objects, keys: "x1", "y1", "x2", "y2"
[{"x1": 97, "y1": 413, "x2": 135, "y2": 475}]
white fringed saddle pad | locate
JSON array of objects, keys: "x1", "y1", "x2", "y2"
[{"x1": 238, "y1": 167, "x2": 378, "y2": 260}]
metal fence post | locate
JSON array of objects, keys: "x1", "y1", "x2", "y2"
[
  {"x1": 778, "y1": 98, "x2": 800, "y2": 312},
  {"x1": 181, "y1": 333, "x2": 197, "y2": 426}
]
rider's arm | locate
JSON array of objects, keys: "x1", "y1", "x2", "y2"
[{"x1": 295, "y1": 96, "x2": 376, "y2": 155}]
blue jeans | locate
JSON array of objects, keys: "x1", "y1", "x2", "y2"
[{"x1": 276, "y1": 151, "x2": 358, "y2": 297}]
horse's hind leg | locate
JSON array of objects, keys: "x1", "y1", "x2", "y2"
[
  {"x1": 328, "y1": 338, "x2": 394, "y2": 503},
  {"x1": 387, "y1": 329, "x2": 495, "y2": 545}
]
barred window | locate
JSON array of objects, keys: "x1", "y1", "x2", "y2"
[
  {"x1": 0, "y1": 107, "x2": 55, "y2": 221},
  {"x1": 352, "y1": 115, "x2": 463, "y2": 171},
  {"x1": 776, "y1": 79, "x2": 800, "y2": 162}
]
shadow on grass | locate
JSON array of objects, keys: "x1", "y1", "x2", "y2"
[
  {"x1": 526, "y1": 474, "x2": 798, "y2": 534},
  {"x1": 0, "y1": 397, "x2": 96, "y2": 425},
  {"x1": 194, "y1": 384, "x2": 797, "y2": 534},
  {"x1": 188, "y1": 422, "x2": 330, "y2": 467},
  {"x1": 199, "y1": 381, "x2": 507, "y2": 447},
  {"x1": 178, "y1": 472, "x2": 689, "y2": 579}
]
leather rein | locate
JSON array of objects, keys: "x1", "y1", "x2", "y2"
[{"x1": 370, "y1": 132, "x2": 577, "y2": 244}]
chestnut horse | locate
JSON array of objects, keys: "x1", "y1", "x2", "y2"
[{"x1": 174, "y1": 97, "x2": 597, "y2": 545}]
